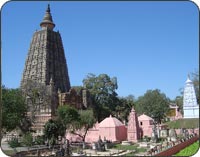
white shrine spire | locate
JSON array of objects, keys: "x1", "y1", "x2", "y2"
[{"x1": 183, "y1": 75, "x2": 199, "y2": 118}]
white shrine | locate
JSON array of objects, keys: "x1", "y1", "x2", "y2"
[{"x1": 183, "y1": 75, "x2": 199, "y2": 118}]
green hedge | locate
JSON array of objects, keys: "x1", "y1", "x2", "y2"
[
  {"x1": 165, "y1": 118, "x2": 199, "y2": 129},
  {"x1": 8, "y1": 138, "x2": 21, "y2": 148}
]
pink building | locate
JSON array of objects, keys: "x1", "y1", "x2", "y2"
[
  {"x1": 66, "y1": 113, "x2": 156, "y2": 143},
  {"x1": 66, "y1": 115, "x2": 127, "y2": 143},
  {"x1": 138, "y1": 114, "x2": 154, "y2": 137},
  {"x1": 99, "y1": 115, "x2": 127, "y2": 142},
  {"x1": 85, "y1": 122, "x2": 100, "y2": 143}
]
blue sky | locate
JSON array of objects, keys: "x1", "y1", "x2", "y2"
[{"x1": 1, "y1": 1, "x2": 199, "y2": 100}]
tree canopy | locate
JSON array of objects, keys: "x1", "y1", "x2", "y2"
[
  {"x1": 21, "y1": 80, "x2": 53, "y2": 124},
  {"x1": 2, "y1": 86, "x2": 28, "y2": 132},
  {"x1": 83, "y1": 73, "x2": 119, "y2": 121},
  {"x1": 191, "y1": 70, "x2": 199, "y2": 104},
  {"x1": 135, "y1": 89, "x2": 170, "y2": 124},
  {"x1": 72, "y1": 109, "x2": 96, "y2": 142},
  {"x1": 173, "y1": 96, "x2": 183, "y2": 115},
  {"x1": 57, "y1": 105, "x2": 95, "y2": 142},
  {"x1": 115, "y1": 95, "x2": 135, "y2": 123},
  {"x1": 43, "y1": 119, "x2": 66, "y2": 146},
  {"x1": 57, "y1": 105, "x2": 80, "y2": 129}
]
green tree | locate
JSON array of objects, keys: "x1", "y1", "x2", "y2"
[
  {"x1": 57, "y1": 105, "x2": 80, "y2": 130},
  {"x1": 71, "y1": 110, "x2": 96, "y2": 142},
  {"x1": 43, "y1": 119, "x2": 65, "y2": 146},
  {"x1": 114, "y1": 95, "x2": 135, "y2": 123},
  {"x1": 135, "y1": 89, "x2": 170, "y2": 124},
  {"x1": 191, "y1": 70, "x2": 199, "y2": 104},
  {"x1": 83, "y1": 73, "x2": 119, "y2": 121},
  {"x1": 57, "y1": 105, "x2": 96, "y2": 142},
  {"x1": 2, "y1": 86, "x2": 28, "y2": 132},
  {"x1": 174, "y1": 96, "x2": 183, "y2": 115},
  {"x1": 21, "y1": 80, "x2": 54, "y2": 124},
  {"x1": 22, "y1": 132, "x2": 33, "y2": 150}
]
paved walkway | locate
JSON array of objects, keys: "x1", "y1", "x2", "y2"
[
  {"x1": 1, "y1": 137, "x2": 148, "y2": 156},
  {"x1": 80, "y1": 149, "x2": 123, "y2": 156},
  {"x1": 81, "y1": 149, "x2": 138, "y2": 156},
  {"x1": 1, "y1": 137, "x2": 48, "y2": 154}
]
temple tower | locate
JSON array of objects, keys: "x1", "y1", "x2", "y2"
[
  {"x1": 183, "y1": 75, "x2": 199, "y2": 118},
  {"x1": 20, "y1": 5, "x2": 71, "y2": 135},
  {"x1": 127, "y1": 107, "x2": 140, "y2": 142},
  {"x1": 21, "y1": 4, "x2": 70, "y2": 92}
]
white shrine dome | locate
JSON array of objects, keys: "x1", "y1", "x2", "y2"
[
  {"x1": 185, "y1": 77, "x2": 192, "y2": 84},
  {"x1": 99, "y1": 115, "x2": 124, "y2": 128}
]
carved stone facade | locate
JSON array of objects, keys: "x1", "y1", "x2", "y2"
[
  {"x1": 20, "y1": 5, "x2": 91, "y2": 135},
  {"x1": 21, "y1": 4, "x2": 70, "y2": 93},
  {"x1": 58, "y1": 88, "x2": 91, "y2": 109}
]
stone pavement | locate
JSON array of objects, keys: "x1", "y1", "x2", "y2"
[
  {"x1": 1, "y1": 137, "x2": 148, "y2": 156},
  {"x1": 1, "y1": 137, "x2": 27, "y2": 153},
  {"x1": 82, "y1": 149, "x2": 137, "y2": 156}
]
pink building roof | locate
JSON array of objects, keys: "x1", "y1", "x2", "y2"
[
  {"x1": 99, "y1": 115, "x2": 124, "y2": 128},
  {"x1": 138, "y1": 114, "x2": 153, "y2": 121}
]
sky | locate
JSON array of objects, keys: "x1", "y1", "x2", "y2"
[{"x1": 1, "y1": 1, "x2": 199, "y2": 100}]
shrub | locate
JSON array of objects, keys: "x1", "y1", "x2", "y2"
[
  {"x1": 157, "y1": 137, "x2": 166, "y2": 143},
  {"x1": 143, "y1": 136, "x2": 151, "y2": 142},
  {"x1": 22, "y1": 132, "x2": 33, "y2": 147},
  {"x1": 34, "y1": 135, "x2": 45, "y2": 145},
  {"x1": 8, "y1": 138, "x2": 21, "y2": 148}
]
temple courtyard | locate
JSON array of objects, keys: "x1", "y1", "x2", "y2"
[{"x1": 1, "y1": 116, "x2": 199, "y2": 157}]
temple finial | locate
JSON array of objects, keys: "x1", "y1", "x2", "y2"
[
  {"x1": 188, "y1": 73, "x2": 190, "y2": 79},
  {"x1": 47, "y1": 4, "x2": 50, "y2": 12},
  {"x1": 40, "y1": 4, "x2": 55, "y2": 30}
]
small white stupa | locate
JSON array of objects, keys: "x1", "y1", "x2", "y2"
[{"x1": 183, "y1": 75, "x2": 199, "y2": 118}]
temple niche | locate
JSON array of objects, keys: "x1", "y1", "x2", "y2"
[
  {"x1": 183, "y1": 75, "x2": 199, "y2": 118},
  {"x1": 58, "y1": 88, "x2": 92, "y2": 109}
]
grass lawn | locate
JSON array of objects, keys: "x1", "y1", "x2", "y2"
[
  {"x1": 113, "y1": 144, "x2": 138, "y2": 150},
  {"x1": 175, "y1": 141, "x2": 199, "y2": 156},
  {"x1": 165, "y1": 118, "x2": 199, "y2": 129},
  {"x1": 112, "y1": 144, "x2": 147, "y2": 156},
  {"x1": 2, "y1": 149, "x2": 16, "y2": 156}
]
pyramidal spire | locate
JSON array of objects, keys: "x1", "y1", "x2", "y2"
[{"x1": 40, "y1": 4, "x2": 55, "y2": 30}]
